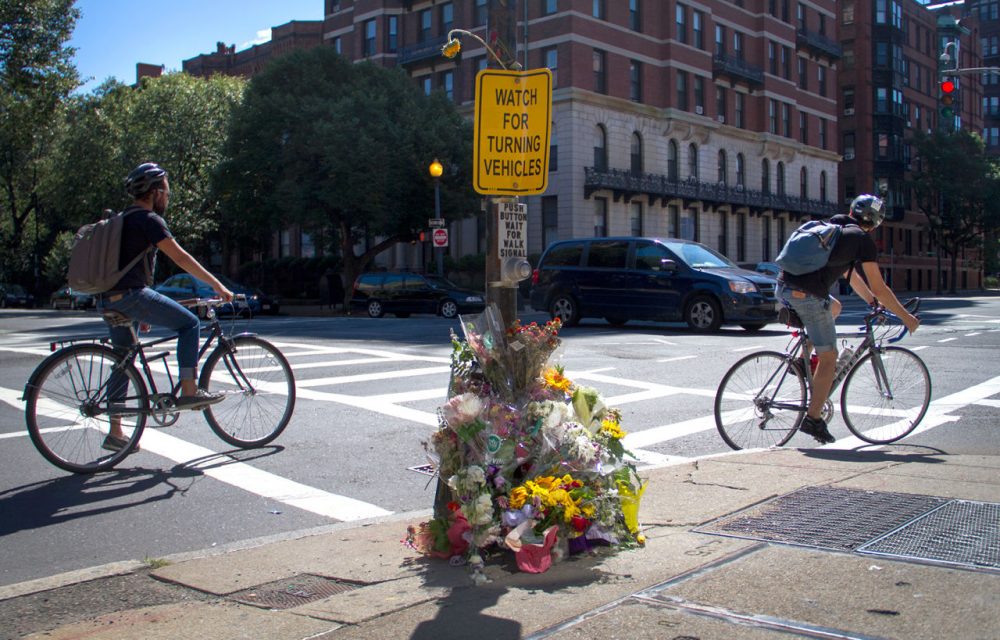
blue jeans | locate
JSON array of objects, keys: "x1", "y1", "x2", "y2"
[
  {"x1": 97, "y1": 287, "x2": 201, "y2": 381},
  {"x1": 776, "y1": 284, "x2": 837, "y2": 352}
]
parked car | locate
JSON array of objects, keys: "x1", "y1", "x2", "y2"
[
  {"x1": 352, "y1": 272, "x2": 485, "y2": 319},
  {"x1": 529, "y1": 237, "x2": 778, "y2": 332},
  {"x1": 0, "y1": 283, "x2": 34, "y2": 308},
  {"x1": 212, "y1": 274, "x2": 280, "y2": 315},
  {"x1": 154, "y1": 274, "x2": 247, "y2": 317},
  {"x1": 755, "y1": 262, "x2": 781, "y2": 278},
  {"x1": 50, "y1": 285, "x2": 95, "y2": 310}
]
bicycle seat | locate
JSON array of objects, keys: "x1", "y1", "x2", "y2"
[
  {"x1": 101, "y1": 310, "x2": 133, "y2": 328},
  {"x1": 777, "y1": 305, "x2": 804, "y2": 329}
]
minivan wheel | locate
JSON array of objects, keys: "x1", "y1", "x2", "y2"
[
  {"x1": 367, "y1": 300, "x2": 385, "y2": 318},
  {"x1": 439, "y1": 300, "x2": 459, "y2": 319},
  {"x1": 549, "y1": 294, "x2": 580, "y2": 327},
  {"x1": 684, "y1": 295, "x2": 722, "y2": 331}
]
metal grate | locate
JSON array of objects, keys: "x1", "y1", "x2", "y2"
[
  {"x1": 229, "y1": 574, "x2": 359, "y2": 609},
  {"x1": 695, "y1": 486, "x2": 947, "y2": 551},
  {"x1": 859, "y1": 500, "x2": 1000, "y2": 571}
]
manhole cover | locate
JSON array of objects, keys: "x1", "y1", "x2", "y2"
[
  {"x1": 230, "y1": 574, "x2": 360, "y2": 609},
  {"x1": 696, "y1": 486, "x2": 947, "y2": 551},
  {"x1": 859, "y1": 500, "x2": 1000, "y2": 570}
]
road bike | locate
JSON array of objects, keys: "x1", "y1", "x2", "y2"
[
  {"x1": 714, "y1": 298, "x2": 930, "y2": 450},
  {"x1": 22, "y1": 297, "x2": 296, "y2": 473}
]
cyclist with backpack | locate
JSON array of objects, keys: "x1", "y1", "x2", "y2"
[
  {"x1": 776, "y1": 194, "x2": 920, "y2": 444},
  {"x1": 98, "y1": 162, "x2": 234, "y2": 452}
]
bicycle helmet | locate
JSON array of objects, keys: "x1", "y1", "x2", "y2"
[
  {"x1": 124, "y1": 162, "x2": 167, "y2": 198},
  {"x1": 849, "y1": 194, "x2": 886, "y2": 228}
]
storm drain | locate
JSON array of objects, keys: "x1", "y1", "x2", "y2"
[
  {"x1": 229, "y1": 574, "x2": 360, "y2": 610},
  {"x1": 695, "y1": 486, "x2": 948, "y2": 551},
  {"x1": 859, "y1": 500, "x2": 1000, "y2": 570}
]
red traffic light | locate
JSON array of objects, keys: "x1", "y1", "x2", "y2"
[{"x1": 940, "y1": 80, "x2": 956, "y2": 94}]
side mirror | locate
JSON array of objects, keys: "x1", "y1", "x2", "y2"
[{"x1": 661, "y1": 259, "x2": 678, "y2": 272}]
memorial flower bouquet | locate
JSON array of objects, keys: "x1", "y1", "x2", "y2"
[{"x1": 409, "y1": 304, "x2": 646, "y2": 576}]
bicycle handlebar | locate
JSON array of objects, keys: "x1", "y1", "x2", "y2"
[
  {"x1": 177, "y1": 294, "x2": 247, "y2": 309},
  {"x1": 862, "y1": 297, "x2": 919, "y2": 343}
]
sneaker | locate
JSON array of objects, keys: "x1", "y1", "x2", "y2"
[
  {"x1": 799, "y1": 415, "x2": 835, "y2": 444},
  {"x1": 174, "y1": 389, "x2": 225, "y2": 411},
  {"x1": 102, "y1": 434, "x2": 139, "y2": 453}
]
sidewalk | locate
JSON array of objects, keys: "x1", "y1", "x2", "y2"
[{"x1": 4, "y1": 448, "x2": 998, "y2": 640}]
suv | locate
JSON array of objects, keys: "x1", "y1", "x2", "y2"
[
  {"x1": 529, "y1": 237, "x2": 778, "y2": 331},
  {"x1": 0, "y1": 283, "x2": 34, "y2": 308},
  {"x1": 352, "y1": 272, "x2": 485, "y2": 319}
]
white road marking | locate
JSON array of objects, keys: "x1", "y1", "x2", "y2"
[
  {"x1": 937, "y1": 337, "x2": 957, "y2": 343},
  {"x1": 656, "y1": 355, "x2": 697, "y2": 363}
]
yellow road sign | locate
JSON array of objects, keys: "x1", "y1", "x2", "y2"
[{"x1": 474, "y1": 68, "x2": 552, "y2": 196}]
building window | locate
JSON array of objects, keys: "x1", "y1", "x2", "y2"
[
  {"x1": 762, "y1": 159, "x2": 770, "y2": 194},
  {"x1": 542, "y1": 196, "x2": 558, "y2": 248},
  {"x1": 441, "y1": 2, "x2": 453, "y2": 34},
  {"x1": 875, "y1": 0, "x2": 887, "y2": 24},
  {"x1": 769, "y1": 41, "x2": 777, "y2": 75},
  {"x1": 631, "y1": 132, "x2": 643, "y2": 173},
  {"x1": 876, "y1": 87, "x2": 888, "y2": 113},
  {"x1": 797, "y1": 2, "x2": 806, "y2": 29},
  {"x1": 819, "y1": 119, "x2": 828, "y2": 149},
  {"x1": 716, "y1": 86, "x2": 727, "y2": 122},
  {"x1": 715, "y1": 25, "x2": 726, "y2": 55},
  {"x1": 676, "y1": 4, "x2": 687, "y2": 44},
  {"x1": 769, "y1": 99, "x2": 778, "y2": 134},
  {"x1": 782, "y1": 103, "x2": 791, "y2": 137},
  {"x1": 422, "y1": 76, "x2": 432, "y2": 95},
  {"x1": 301, "y1": 231, "x2": 315, "y2": 258},
  {"x1": 843, "y1": 132, "x2": 855, "y2": 158},
  {"x1": 630, "y1": 60, "x2": 642, "y2": 102},
  {"x1": 737, "y1": 213, "x2": 746, "y2": 261},
  {"x1": 594, "y1": 197, "x2": 608, "y2": 236},
  {"x1": 549, "y1": 123, "x2": 558, "y2": 172},
  {"x1": 843, "y1": 0, "x2": 854, "y2": 24},
  {"x1": 797, "y1": 57, "x2": 807, "y2": 89},
  {"x1": 688, "y1": 143, "x2": 699, "y2": 180},
  {"x1": 683, "y1": 207, "x2": 700, "y2": 241},
  {"x1": 593, "y1": 49, "x2": 606, "y2": 94},
  {"x1": 543, "y1": 0, "x2": 557, "y2": 16},
  {"x1": 477, "y1": 0, "x2": 489, "y2": 26},
  {"x1": 693, "y1": 10, "x2": 704, "y2": 49},
  {"x1": 364, "y1": 19, "x2": 376, "y2": 56},
  {"x1": 736, "y1": 153, "x2": 745, "y2": 188},
  {"x1": 668, "y1": 205, "x2": 680, "y2": 236},
  {"x1": 544, "y1": 47, "x2": 558, "y2": 87},
  {"x1": 442, "y1": 71, "x2": 453, "y2": 101},
  {"x1": 387, "y1": 16, "x2": 398, "y2": 52},
  {"x1": 777, "y1": 162, "x2": 785, "y2": 195},
  {"x1": 334, "y1": 37, "x2": 342, "y2": 54},
  {"x1": 800, "y1": 167, "x2": 808, "y2": 199},
  {"x1": 799, "y1": 112, "x2": 808, "y2": 144},
  {"x1": 629, "y1": 0, "x2": 640, "y2": 31},
  {"x1": 718, "y1": 150, "x2": 728, "y2": 184},
  {"x1": 594, "y1": 124, "x2": 607, "y2": 171},
  {"x1": 733, "y1": 31, "x2": 745, "y2": 60},
  {"x1": 818, "y1": 65, "x2": 827, "y2": 96},
  {"x1": 677, "y1": 70, "x2": 688, "y2": 110},
  {"x1": 593, "y1": 0, "x2": 605, "y2": 19},
  {"x1": 668, "y1": 139, "x2": 679, "y2": 180},
  {"x1": 782, "y1": 45, "x2": 791, "y2": 80},
  {"x1": 762, "y1": 216, "x2": 771, "y2": 261},
  {"x1": 694, "y1": 75, "x2": 704, "y2": 113},
  {"x1": 820, "y1": 171, "x2": 828, "y2": 201},
  {"x1": 718, "y1": 210, "x2": 728, "y2": 254},
  {"x1": 735, "y1": 92, "x2": 745, "y2": 128},
  {"x1": 420, "y1": 9, "x2": 432, "y2": 42},
  {"x1": 630, "y1": 202, "x2": 643, "y2": 236},
  {"x1": 843, "y1": 86, "x2": 855, "y2": 112}
]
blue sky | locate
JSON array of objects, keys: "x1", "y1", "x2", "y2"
[{"x1": 69, "y1": 0, "x2": 324, "y2": 94}]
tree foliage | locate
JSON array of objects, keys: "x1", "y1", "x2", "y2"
[
  {"x1": 216, "y1": 47, "x2": 475, "y2": 303},
  {"x1": 0, "y1": 0, "x2": 79, "y2": 282},
  {"x1": 908, "y1": 129, "x2": 1000, "y2": 292}
]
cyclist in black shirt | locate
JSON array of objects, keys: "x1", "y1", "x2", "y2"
[
  {"x1": 777, "y1": 194, "x2": 920, "y2": 444},
  {"x1": 97, "y1": 163, "x2": 234, "y2": 452}
]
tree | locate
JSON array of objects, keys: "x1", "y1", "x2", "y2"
[
  {"x1": 908, "y1": 129, "x2": 1000, "y2": 293},
  {"x1": 0, "y1": 0, "x2": 79, "y2": 284},
  {"x1": 216, "y1": 47, "x2": 476, "y2": 305}
]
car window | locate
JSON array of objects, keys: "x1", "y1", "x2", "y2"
[
  {"x1": 663, "y1": 241, "x2": 735, "y2": 269},
  {"x1": 634, "y1": 242, "x2": 673, "y2": 271},
  {"x1": 403, "y1": 275, "x2": 427, "y2": 290},
  {"x1": 424, "y1": 275, "x2": 458, "y2": 289},
  {"x1": 586, "y1": 240, "x2": 629, "y2": 269},
  {"x1": 542, "y1": 242, "x2": 584, "y2": 267},
  {"x1": 356, "y1": 275, "x2": 381, "y2": 291},
  {"x1": 382, "y1": 274, "x2": 403, "y2": 291}
]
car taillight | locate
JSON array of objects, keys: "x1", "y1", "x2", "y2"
[{"x1": 531, "y1": 268, "x2": 539, "y2": 285}]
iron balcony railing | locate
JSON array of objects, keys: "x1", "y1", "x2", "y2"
[
  {"x1": 712, "y1": 53, "x2": 765, "y2": 87},
  {"x1": 398, "y1": 35, "x2": 450, "y2": 66},
  {"x1": 796, "y1": 28, "x2": 843, "y2": 59},
  {"x1": 584, "y1": 167, "x2": 839, "y2": 218}
]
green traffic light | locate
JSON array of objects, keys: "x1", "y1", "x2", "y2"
[{"x1": 941, "y1": 107, "x2": 954, "y2": 119}]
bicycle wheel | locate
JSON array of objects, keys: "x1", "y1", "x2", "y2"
[
  {"x1": 199, "y1": 336, "x2": 295, "y2": 447},
  {"x1": 841, "y1": 346, "x2": 931, "y2": 444},
  {"x1": 715, "y1": 351, "x2": 807, "y2": 450},
  {"x1": 25, "y1": 344, "x2": 147, "y2": 474}
]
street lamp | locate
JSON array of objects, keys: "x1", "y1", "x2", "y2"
[{"x1": 429, "y1": 159, "x2": 444, "y2": 276}]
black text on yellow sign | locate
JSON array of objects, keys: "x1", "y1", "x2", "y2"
[{"x1": 474, "y1": 68, "x2": 552, "y2": 196}]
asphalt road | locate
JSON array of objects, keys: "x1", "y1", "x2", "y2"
[{"x1": 1, "y1": 293, "x2": 998, "y2": 588}]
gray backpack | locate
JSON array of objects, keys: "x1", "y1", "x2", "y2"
[{"x1": 67, "y1": 209, "x2": 151, "y2": 294}]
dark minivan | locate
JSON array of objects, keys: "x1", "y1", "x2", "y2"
[
  {"x1": 529, "y1": 237, "x2": 778, "y2": 331},
  {"x1": 352, "y1": 272, "x2": 485, "y2": 319}
]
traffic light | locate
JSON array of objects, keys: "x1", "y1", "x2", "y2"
[{"x1": 939, "y1": 78, "x2": 956, "y2": 130}]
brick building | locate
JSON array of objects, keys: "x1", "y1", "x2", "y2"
[{"x1": 183, "y1": 21, "x2": 325, "y2": 79}]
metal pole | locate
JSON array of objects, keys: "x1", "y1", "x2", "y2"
[{"x1": 434, "y1": 179, "x2": 443, "y2": 276}]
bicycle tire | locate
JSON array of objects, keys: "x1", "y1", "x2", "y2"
[
  {"x1": 199, "y1": 336, "x2": 295, "y2": 448},
  {"x1": 840, "y1": 346, "x2": 931, "y2": 444},
  {"x1": 715, "y1": 350, "x2": 807, "y2": 450},
  {"x1": 25, "y1": 344, "x2": 147, "y2": 474}
]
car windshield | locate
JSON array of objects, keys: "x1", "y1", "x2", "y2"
[
  {"x1": 662, "y1": 241, "x2": 737, "y2": 269},
  {"x1": 423, "y1": 275, "x2": 461, "y2": 289}
]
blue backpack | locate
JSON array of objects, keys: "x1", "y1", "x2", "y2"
[{"x1": 775, "y1": 220, "x2": 842, "y2": 276}]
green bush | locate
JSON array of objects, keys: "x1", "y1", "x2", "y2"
[{"x1": 985, "y1": 275, "x2": 998, "y2": 289}]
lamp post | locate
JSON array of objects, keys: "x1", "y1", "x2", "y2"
[{"x1": 429, "y1": 159, "x2": 444, "y2": 276}]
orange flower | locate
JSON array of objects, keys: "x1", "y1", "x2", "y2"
[{"x1": 543, "y1": 367, "x2": 572, "y2": 392}]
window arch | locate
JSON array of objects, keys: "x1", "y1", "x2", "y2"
[
  {"x1": 717, "y1": 150, "x2": 728, "y2": 184},
  {"x1": 736, "y1": 153, "x2": 745, "y2": 188},
  {"x1": 631, "y1": 132, "x2": 643, "y2": 173},
  {"x1": 761, "y1": 159, "x2": 770, "y2": 194},
  {"x1": 594, "y1": 124, "x2": 607, "y2": 171},
  {"x1": 776, "y1": 161, "x2": 785, "y2": 195},
  {"x1": 800, "y1": 167, "x2": 808, "y2": 199},
  {"x1": 688, "y1": 143, "x2": 699, "y2": 180},
  {"x1": 820, "y1": 171, "x2": 828, "y2": 201},
  {"x1": 667, "y1": 139, "x2": 679, "y2": 180}
]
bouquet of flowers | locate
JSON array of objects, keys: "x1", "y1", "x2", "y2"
[{"x1": 409, "y1": 304, "x2": 646, "y2": 578}]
